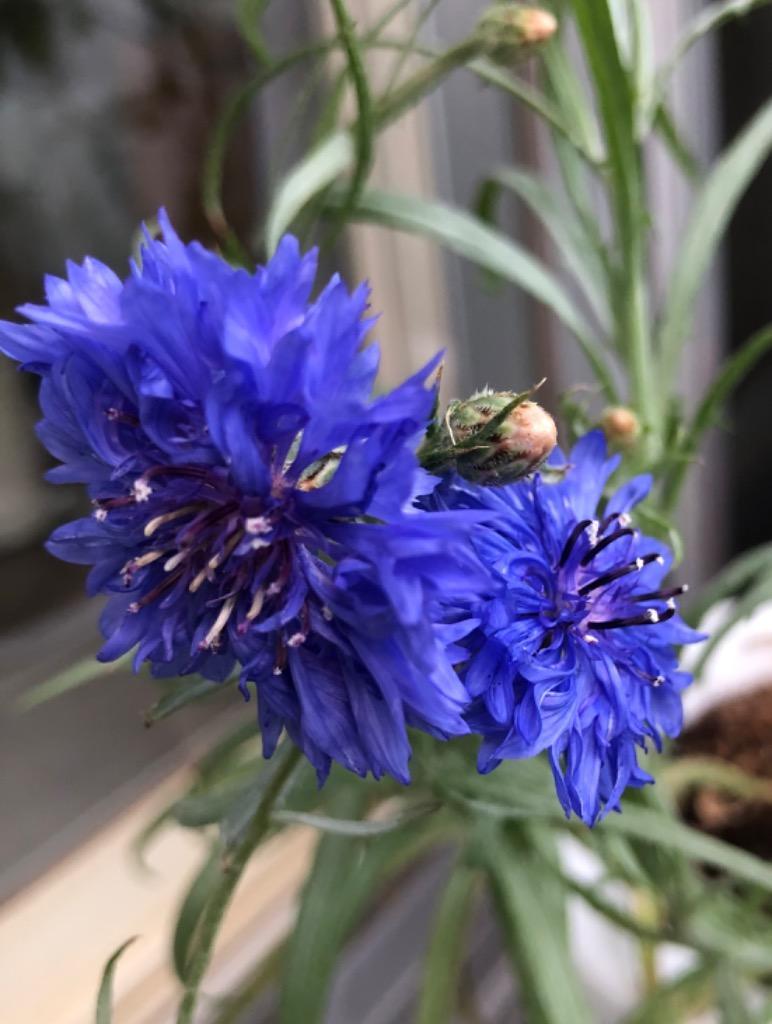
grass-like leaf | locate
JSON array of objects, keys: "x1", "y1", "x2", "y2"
[
  {"x1": 329, "y1": 186, "x2": 619, "y2": 399},
  {"x1": 482, "y1": 823, "x2": 595, "y2": 1024},
  {"x1": 477, "y1": 165, "x2": 610, "y2": 329},
  {"x1": 603, "y1": 804, "x2": 772, "y2": 893},
  {"x1": 416, "y1": 862, "x2": 479, "y2": 1024},
  {"x1": 95, "y1": 937, "x2": 137, "y2": 1024},
  {"x1": 659, "y1": 96, "x2": 772, "y2": 381},
  {"x1": 18, "y1": 653, "x2": 130, "y2": 712},
  {"x1": 173, "y1": 845, "x2": 223, "y2": 983}
]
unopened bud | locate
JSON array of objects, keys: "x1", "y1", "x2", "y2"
[
  {"x1": 477, "y1": 4, "x2": 558, "y2": 64},
  {"x1": 600, "y1": 406, "x2": 640, "y2": 450},
  {"x1": 420, "y1": 388, "x2": 558, "y2": 487}
]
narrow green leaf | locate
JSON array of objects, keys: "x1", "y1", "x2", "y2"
[
  {"x1": 483, "y1": 824, "x2": 594, "y2": 1024},
  {"x1": 715, "y1": 960, "x2": 754, "y2": 1024},
  {"x1": 173, "y1": 845, "x2": 223, "y2": 984},
  {"x1": 660, "y1": 0, "x2": 772, "y2": 98},
  {"x1": 416, "y1": 864, "x2": 478, "y2": 1024},
  {"x1": 653, "y1": 103, "x2": 701, "y2": 181},
  {"x1": 603, "y1": 804, "x2": 772, "y2": 893},
  {"x1": 272, "y1": 800, "x2": 439, "y2": 837},
  {"x1": 263, "y1": 36, "x2": 480, "y2": 250},
  {"x1": 236, "y1": 0, "x2": 272, "y2": 66},
  {"x1": 570, "y1": 0, "x2": 639, "y2": 251},
  {"x1": 623, "y1": 965, "x2": 716, "y2": 1024},
  {"x1": 687, "y1": 324, "x2": 772, "y2": 451},
  {"x1": 540, "y1": 42, "x2": 605, "y2": 165},
  {"x1": 213, "y1": 944, "x2": 285, "y2": 1024},
  {"x1": 627, "y1": 0, "x2": 656, "y2": 136},
  {"x1": 171, "y1": 767, "x2": 261, "y2": 830},
  {"x1": 177, "y1": 744, "x2": 302, "y2": 1024},
  {"x1": 266, "y1": 133, "x2": 354, "y2": 253},
  {"x1": 469, "y1": 56, "x2": 602, "y2": 163},
  {"x1": 279, "y1": 788, "x2": 448, "y2": 1024},
  {"x1": 144, "y1": 675, "x2": 225, "y2": 725},
  {"x1": 132, "y1": 805, "x2": 173, "y2": 873},
  {"x1": 477, "y1": 166, "x2": 610, "y2": 329},
  {"x1": 687, "y1": 541, "x2": 772, "y2": 625},
  {"x1": 660, "y1": 97, "x2": 772, "y2": 380},
  {"x1": 663, "y1": 756, "x2": 772, "y2": 805},
  {"x1": 95, "y1": 937, "x2": 137, "y2": 1024},
  {"x1": 196, "y1": 721, "x2": 260, "y2": 783},
  {"x1": 330, "y1": 186, "x2": 618, "y2": 399},
  {"x1": 18, "y1": 653, "x2": 130, "y2": 712},
  {"x1": 691, "y1": 572, "x2": 772, "y2": 675}
]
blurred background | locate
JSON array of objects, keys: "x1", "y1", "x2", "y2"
[{"x1": 1, "y1": 2, "x2": 771, "y2": 1021}]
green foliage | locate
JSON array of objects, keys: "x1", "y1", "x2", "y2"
[{"x1": 95, "y1": 938, "x2": 137, "y2": 1024}]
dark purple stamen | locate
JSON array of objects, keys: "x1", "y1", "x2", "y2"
[
  {"x1": 578, "y1": 552, "x2": 661, "y2": 596},
  {"x1": 580, "y1": 528, "x2": 634, "y2": 566},
  {"x1": 634, "y1": 584, "x2": 688, "y2": 602},
  {"x1": 559, "y1": 519, "x2": 594, "y2": 567}
]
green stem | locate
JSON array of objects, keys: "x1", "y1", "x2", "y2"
[
  {"x1": 626, "y1": 246, "x2": 658, "y2": 463},
  {"x1": 661, "y1": 323, "x2": 772, "y2": 512},
  {"x1": 371, "y1": 37, "x2": 481, "y2": 128},
  {"x1": 328, "y1": 0, "x2": 374, "y2": 225},
  {"x1": 175, "y1": 743, "x2": 302, "y2": 1024}
]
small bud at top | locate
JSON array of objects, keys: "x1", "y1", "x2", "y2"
[
  {"x1": 420, "y1": 387, "x2": 558, "y2": 487},
  {"x1": 600, "y1": 406, "x2": 640, "y2": 450},
  {"x1": 477, "y1": 4, "x2": 558, "y2": 65}
]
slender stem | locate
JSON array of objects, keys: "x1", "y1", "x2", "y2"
[
  {"x1": 176, "y1": 742, "x2": 302, "y2": 1024},
  {"x1": 384, "y1": 0, "x2": 443, "y2": 98},
  {"x1": 328, "y1": 0, "x2": 374, "y2": 225}
]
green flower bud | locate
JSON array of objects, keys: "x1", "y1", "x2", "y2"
[
  {"x1": 600, "y1": 406, "x2": 640, "y2": 451},
  {"x1": 421, "y1": 388, "x2": 558, "y2": 487},
  {"x1": 477, "y1": 4, "x2": 558, "y2": 64}
]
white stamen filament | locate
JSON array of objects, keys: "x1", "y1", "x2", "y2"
[
  {"x1": 246, "y1": 588, "x2": 265, "y2": 622},
  {"x1": 208, "y1": 529, "x2": 244, "y2": 571},
  {"x1": 144, "y1": 505, "x2": 199, "y2": 538},
  {"x1": 287, "y1": 632, "x2": 306, "y2": 648},
  {"x1": 202, "y1": 595, "x2": 237, "y2": 649},
  {"x1": 129, "y1": 549, "x2": 166, "y2": 571},
  {"x1": 189, "y1": 568, "x2": 209, "y2": 593},
  {"x1": 164, "y1": 549, "x2": 188, "y2": 573}
]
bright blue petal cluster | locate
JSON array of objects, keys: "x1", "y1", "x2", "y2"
[
  {"x1": 431, "y1": 431, "x2": 703, "y2": 825},
  {"x1": 0, "y1": 212, "x2": 484, "y2": 784}
]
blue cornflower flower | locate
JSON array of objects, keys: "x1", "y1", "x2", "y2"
[
  {"x1": 0, "y1": 212, "x2": 484, "y2": 784},
  {"x1": 431, "y1": 431, "x2": 703, "y2": 825}
]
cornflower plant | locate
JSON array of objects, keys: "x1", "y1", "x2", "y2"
[{"x1": 10, "y1": 2, "x2": 772, "y2": 1022}]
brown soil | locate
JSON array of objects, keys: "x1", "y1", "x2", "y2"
[{"x1": 678, "y1": 684, "x2": 772, "y2": 859}]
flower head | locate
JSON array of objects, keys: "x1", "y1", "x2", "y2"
[
  {"x1": 431, "y1": 431, "x2": 703, "y2": 824},
  {"x1": 0, "y1": 212, "x2": 484, "y2": 784}
]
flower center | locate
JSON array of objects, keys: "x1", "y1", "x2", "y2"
[
  {"x1": 554, "y1": 514, "x2": 686, "y2": 638},
  {"x1": 93, "y1": 462, "x2": 313, "y2": 659}
]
